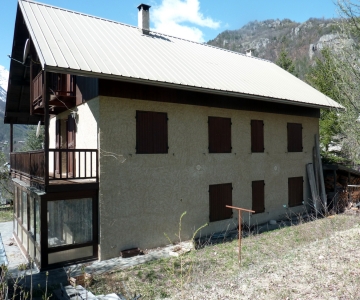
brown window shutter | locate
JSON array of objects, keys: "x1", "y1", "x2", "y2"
[
  {"x1": 251, "y1": 120, "x2": 264, "y2": 152},
  {"x1": 287, "y1": 123, "x2": 302, "y2": 152},
  {"x1": 136, "y1": 111, "x2": 168, "y2": 154},
  {"x1": 252, "y1": 180, "x2": 265, "y2": 213},
  {"x1": 209, "y1": 183, "x2": 233, "y2": 222},
  {"x1": 208, "y1": 116, "x2": 231, "y2": 153},
  {"x1": 288, "y1": 177, "x2": 303, "y2": 207}
]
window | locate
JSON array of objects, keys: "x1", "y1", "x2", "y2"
[
  {"x1": 251, "y1": 120, "x2": 264, "y2": 152},
  {"x1": 136, "y1": 111, "x2": 168, "y2": 154},
  {"x1": 288, "y1": 177, "x2": 303, "y2": 207},
  {"x1": 287, "y1": 123, "x2": 302, "y2": 152},
  {"x1": 252, "y1": 180, "x2": 265, "y2": 213},
  {"x1": 209, "y1": 183, "x2": 232, "y2": 222},
  {"x1": 208, "y1": 117, "x2": 231, "y2": 153},
  {"x1": 21, "y1": 191, "x2": 28, "y2": 229},
  {"x1": 35, "y1": 198, "x2": 40, "y2": 242},
  {"x1": 29, "y1": 197, "x2": 35, "y2": 236},
  {"x1": 16, "y1": 187, "x2": 21, "y2": 219},
  {"x1": 48, "y1": 198, "x2": 93, "y2": 248}
]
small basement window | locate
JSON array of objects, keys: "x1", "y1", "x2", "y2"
[
  {"x1": 252, "y1": 180, "x2": 265, "y2": 213},
  {"x1": 288, "y1": 177, "x2": 304, "y2": 207},
  {"x1": 251, "y1": 120, "x2": 264, "y2": 152},
  {"x1": 136, "y1": 111, "x2": 168, "y2": 154},
  {"x1": 209, "y1": 183, "x2": 233, "y2": 222},
  {"x1": 208, "y1": 116, "x2": 232, "y2": 153},
  {"x1": 287, "y1": 123, "x2": 302, "y2": 152}
]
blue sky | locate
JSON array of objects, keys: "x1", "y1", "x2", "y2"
[{"x1": 0, "y1": 0, "x2": 339, "y2": 76}]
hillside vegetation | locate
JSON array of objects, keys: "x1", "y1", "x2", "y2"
[{"x1": 208, "y1": 18, "x2": 346, "y2": 79}]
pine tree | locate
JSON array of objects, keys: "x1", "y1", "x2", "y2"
[
  {"x1": 21, "y1": 125, "x2": 44, "y2": 151},
  {"x1": 276, "y1": 48, "x2": 297, "y2": 76}
]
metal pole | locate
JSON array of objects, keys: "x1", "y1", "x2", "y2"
[{"x1": 226, "y1": 205, "x2": 255, "y2": 266}]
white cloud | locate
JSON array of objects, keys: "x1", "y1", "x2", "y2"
[
  {"x1": 152, "y1": 0, "x2": 220, "y2": 42},
  {"x1": 0, "y1": 65, "x2": 9, "y2": 92}
]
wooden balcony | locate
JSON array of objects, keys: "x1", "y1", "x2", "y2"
[
  {"x1": 10, "y1": 149, "x2": 98, "y2": 191},
  {"x1": 32, "y1": 71, "x2": 76, "y2": 115}
]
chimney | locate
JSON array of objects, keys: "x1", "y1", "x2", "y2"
[
  {"x1": 245, "y1": 49, "x2": 253, "y2": 57},
  {"x1": 137, "y1": 4, "x2": 151, "y2": 35}
]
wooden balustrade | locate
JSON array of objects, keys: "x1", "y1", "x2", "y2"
[
  {"x1": 10, "y1": 149, "x2": 98, "y2": 183},
  {"x1": 49, "y1": 149, "x2": 98, "y2": 180},
  {"x1": 32, "y1": 71, "x2": 43, "y2": 104},
  {"x1": 32, "y1": 71, "x2": 76, "y2": 114},
  {"x1": 49, "y1": 73, "x2": 76, "y2": 97},
  {"x1": 10, "y1": 150, "x2": 45, "y2": 179}
]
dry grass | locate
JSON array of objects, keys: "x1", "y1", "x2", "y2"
[
  {"x1": 89, "y1": 213, "x2": 360, "y2": 299},
  {"x1": 0, "y1": 205, "x2": 13, "y2": 223}
]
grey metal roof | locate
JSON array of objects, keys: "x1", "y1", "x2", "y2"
[{"x1": 19, "y1": 0, "x2": 342, "y2": 109}]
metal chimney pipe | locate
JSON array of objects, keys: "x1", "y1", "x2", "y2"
[{"x1": 137, "y1": 4, "x2": 151, "y2": 35}]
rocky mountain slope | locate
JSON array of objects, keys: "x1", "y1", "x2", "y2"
[{"x1": 207, "y1": 18, "x2": 350, "y2": 79}]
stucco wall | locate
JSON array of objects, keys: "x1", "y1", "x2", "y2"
[
  {"x1": 48, "y1": 98, "x2": 99, "y2": 174},
  {"x1": 98, "y1": 96, "x2": 318, "y2": 260}
]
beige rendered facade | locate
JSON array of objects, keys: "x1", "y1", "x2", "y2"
[
  {"x1": 96, "y1": 96, "x2": 317, "y2": 260},
  {"x1": 46, "y1": 95, "x2": 317, "y2": 261}
]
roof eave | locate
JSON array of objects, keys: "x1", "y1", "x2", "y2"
[
  {"x1": 18, "y1": 0, "x2": 46, "y2": 69},
  {"x1": 44, "y1": 65, "x2": 343, "y2": 110}
]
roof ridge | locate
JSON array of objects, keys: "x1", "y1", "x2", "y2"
[
  {"x1": 19, "y1": 0, "x2": 137, "y2": 29},
  {"x1": 19, "y1": 0, "x2": 273, "y2": 64}
]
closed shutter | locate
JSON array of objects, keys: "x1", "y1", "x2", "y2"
[
  {"x1": 288, "y1": 177, "x2": 303, "y2": 207},
  {"x1": 136, "y1": 111, "x2": 168, "y2": 154},
  {"x1": 209, "y1": 183, "x2": 232, "y2": 222},
  {"x1": 251, "y1": 120, "x2": 264, "y2": 152},
  {"x1": 287, "y1": 123, "x2": 302, "y2": 152},
  {"x1": 208, "y1": 117, "x2": 231, "y2": 153},
  {"x1": 252, "y1": 180, "x2": 265, "y2": 213}
]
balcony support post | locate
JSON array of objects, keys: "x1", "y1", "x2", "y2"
[
  {"x1": 30, "y1": 38, "x2": 33, "y2": 116},
  {"x1": 43, "y1": 71, "x2": 50, "y2": 187},
  {"x1": 10, "y1": 123, "x2": 13, "y2": 153}
]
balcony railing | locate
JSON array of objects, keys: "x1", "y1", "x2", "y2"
[
  {"x1": 32, "y1": 72, "x2": 76, "y2": 114},
  {"x1": 10, "y1": 150, "x2": 45, "y2": 180},
  {"x1": 10, "y1": 149, "x2": 98, "y2": 184}
]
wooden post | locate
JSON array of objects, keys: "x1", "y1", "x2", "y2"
[
  {"x1": 10, "y1": 123, "x2": 13, "y2": 153},
  {"x1": 226, "y1": 205, "x2": 255, "y2": 265},
  {"x1": 29, "y1": 40, "x2": 33, "y2": 116},
  {"x1": 43, "y1": 71, "x2": 50, "y2": 187}
]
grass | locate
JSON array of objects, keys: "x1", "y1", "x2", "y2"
[
  {"x1": 0, "y1": 205, "x2": 13, "y2": 222},
  {"x1": 88, "y1": 212, "x2": 360, "y2": 299}
]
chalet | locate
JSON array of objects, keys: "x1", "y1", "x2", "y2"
[{"x1": 6, "y1": 0, "x2": 341, "y2": 270}]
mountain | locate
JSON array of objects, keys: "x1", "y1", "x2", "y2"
[
  {"x1": 0, "y1": 87, "x2": 6, "y2": 104},
  {"x1": 207, "y1": 18, "x2": 349, "y2": 79},
  {"x1": 0, "y1": 66, "x2": 9, "y2": 97}
]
